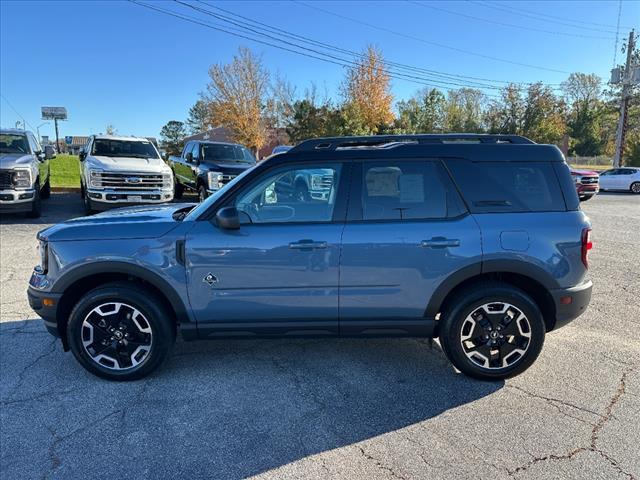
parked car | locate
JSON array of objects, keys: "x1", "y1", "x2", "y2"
[
  {"x1": 271, "y1": 145, "x2": 293, "y2": 155},
  {"x1": 79, "y1": 135, "x2": 173, "y2": 213},
  {"x1": 570, "y1": 168, "x2": 599, "y2": 201},
  {"x1": 598, "y1": 167, "x2": 640, "y2": 194},
  {"x1": 0, "y1": 128, "x2": 55, "y2": 218},
  {"x1": 169, "y1": 141, "x2": 256, "y2": 202},
  {"x1": 28, "y1": 134, "x2": 593, "y2": 381}
]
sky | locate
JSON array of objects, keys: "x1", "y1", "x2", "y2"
[{"x1": 1, "y1": 0, "x2": 638, "y2": 141}]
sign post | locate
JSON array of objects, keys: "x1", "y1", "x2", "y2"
[{"x1": 41, "y1": 107, "x2": 67, "y2": 154}]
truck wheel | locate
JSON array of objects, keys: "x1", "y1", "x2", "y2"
[
  {"x1": 198, "y1": 185, "x2": 208, "y2": 203},
  {"x1": 41, "y1": 172, "x2": 51, "y2": 199},
  {"x1": 27, "y1": 181, "x2": 42, "y2": 218},
  {"x1": 67, "y1": 282, "x2": 175, "y2": 381},
  {"x1": 83, "y1": 190, "x2": 95, "y2": 215},
  {"x1": 439, "y1": 283, "x2": 545, "y2": 380},
  {"x1": 174, "y1": 178, "x2": 184, "y2": 199},
  {"x1": 579, "y1": 195, "x2": 592, "y2": 202},
  {"x1": 631, "y1": 182, "x2": 640, "y2": 194}
]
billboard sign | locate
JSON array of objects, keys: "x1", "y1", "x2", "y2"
[{"x1": 41, "y1": 106, "x2": 67, "y2": 120}]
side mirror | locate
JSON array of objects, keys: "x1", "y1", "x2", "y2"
[
  {"x1": 44, "y1": 145, "x2": 56, "y2": 160},
  {"x1": 79, "y1": 151, "x2": 87, "y2": 161},
  {"x1": 215, "y1": 206, "x2": 240, "y2": 230},
  {"x1": 185, "y1": 152, "x2": 193, "y2": 163}
]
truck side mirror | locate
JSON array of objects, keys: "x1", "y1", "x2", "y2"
[
  {"x1": 79, "y1": 151, "x2": 87, "y2": 161},
  {"x1": 185, "y1": 152, "x2": 193, "y2": 163},
  {"x1": 215, "y1": 206, "x2": 240, "y2": 230}
]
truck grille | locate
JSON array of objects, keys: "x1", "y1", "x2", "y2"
[
  {"x1": 0, "y1": 170, "x2": 13, "y2": 190},
  {"x1": 220, "y1": 174, "x2": 237, "y2": 184},
  {"x1": 92, "y1": 172, "x2": 167, "y2": 190},
  {"x1": 316, "y1": 174, "x2": 334, "y2": 189},
  {"x1": 581, "y1": 177, "x2": 599, "y2": 185}
]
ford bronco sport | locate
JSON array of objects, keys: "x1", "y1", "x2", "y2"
[{"x1": 28, "y1": 134, "x2": 593, "y2": 381}]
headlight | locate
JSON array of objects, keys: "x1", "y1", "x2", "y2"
[
  {"x1": 163, "y1": 173, "x2": 173, "y2": 188},
  {"x1": 574, "y1": 176, "x2": 582, "y2": 185},
  {"x1": 37, "y1": 240, "x2": 48, "y2": 274},
  {"x1": 89, "y1": 170, "x2": 103, "y2": 188},
  {"x1": 207, "y1": 171, "x2": 223, "y2": 190},
  {"x1": 12, "y1": 169, "x2": 31, "y2": 188}
]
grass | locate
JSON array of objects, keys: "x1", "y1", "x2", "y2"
[{"x1": 50, "y1": 154, "x2": 81, "y2": 188}]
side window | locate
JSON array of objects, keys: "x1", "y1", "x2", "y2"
[
  {"x1": 361, "y1": 160, "x2": 465, "y2": 221},
  {"x1": 191, "y1": 143, "x2": 201, "y2": 161},
  {"x1": 27, "y1": 134, "x2": 39, "y2": 154},
  {"x1": 234, "y1": 164, "x2": 342, "y2": 224},
  {"x1": 447, "y1": 160, "x2": 566, "y2": 213}
]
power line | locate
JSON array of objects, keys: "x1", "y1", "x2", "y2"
[
  {"x1": 409, "y1": 0, "x2": 624, "y2": 41},
  {"x1": 200, "y1": 0, "x2": 561, "y2": 88},
  {"x1": 613, "y1": 0, "x2": 623, "y2": 69},
  {"x1": 292, "y1": 0, "x2": 570, "y2": 74},
  {"x1": 0, "y1": 94, "x2": 36, "y2": 131},
  {"x1": 475, "y1": 0, "x2": 636, "y2": 31},
  {"x1": 470, "y1": 0, "x2": 623, "y2": 35},
  {"x1": 129, "y1": 0, "x2": 501, "y2": 96}
]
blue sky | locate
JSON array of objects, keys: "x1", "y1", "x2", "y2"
[{"x1": 1, "y1": 0, "x2": 638, "y2": 140}]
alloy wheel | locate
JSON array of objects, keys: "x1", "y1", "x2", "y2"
[
  {"x1": 81, "y1": 302, "x2": 153, "y2": 370},
  {"x1": 459, "y1": 302, "x2": 532, "y2": 370}
]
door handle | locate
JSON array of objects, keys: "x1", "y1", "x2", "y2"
[
  {"x1": 420, "y1": 237, "x2": 460, "y2": 248},
  {"x1": 289, "y1": 240, "x2": 328, "y2": 250}
]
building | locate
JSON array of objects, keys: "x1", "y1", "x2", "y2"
[
  {"x1": 64, "y1": 136, "x2": 89, "y2": 155},
  {"x1": 184, "y1": 127, "x2": 289, "y2": 159}
]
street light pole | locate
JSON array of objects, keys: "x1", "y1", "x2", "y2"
[{"x1": 36, "y1": 122, "x2": 49, "y2": 143}]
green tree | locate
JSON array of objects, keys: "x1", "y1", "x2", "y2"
[
  {"x1": 186, "y1": 100, "x2": 209, "y2": 134},
  {"x1": 394, "y1": 88, "x2": 446, "y2": 133},
  {"x1": 444, "y1": 88, "x2": 485, "y2": 132},
  {"x1": 521, "y1": 83, "x2": 566, "y2": 144},
  {"x1": 562, "y1": 73, "x2": 604, "y2": 156},
  {"x1": 159, "y1": 120, "x2": 186, "y2": 156}
]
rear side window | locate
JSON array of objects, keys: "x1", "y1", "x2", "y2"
[
  {"x1": 447, "y1": 160, "x2": 566, "y2": 213},
  {"x1": 361, "y1": 160, "x2": 466, "y2": 220}
]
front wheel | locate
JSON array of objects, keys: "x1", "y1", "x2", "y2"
[
  {"x1": 67, "y1": 282, "x2": 175, "y2": 381},
  {"x1": 439, "y1": 283, "x2": 545, "y2": 380},
  {"x1": 174, "y1": 176, "x2": 184, "y2": 199},
  {"x1": 579, "y1": 195, "x2": 593, "y2": 202},
  {"x1": 198, "y1": 185, "x2": 208, "y2": 203},
  {"x1": 26, "y1": 181, "x2": 41, "y2": 218},
  {"x1": 631, "y1": 182, "x2": 640, "y2": 194},
  {"x1": 41, "y1": 171, "x2": 51, "y2": 199}
]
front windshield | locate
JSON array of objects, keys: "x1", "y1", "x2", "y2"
[
  {"x1": 202, "y1": 144, "x2": 256, "y2": 164},
  {"x1": 183, "y1": 164, "x2": 259, "y2": 221},
  {"x1": 0, "y1": 134, "x2": 29, "y2": 154},
  {"x1": 92, "y1": 139, "x2": 160, "y2": 159}
]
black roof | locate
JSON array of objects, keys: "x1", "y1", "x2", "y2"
[{"x1": 279, "y1": 134, "x2": 565, "y2": 163}]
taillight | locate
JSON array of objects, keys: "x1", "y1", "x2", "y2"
[{"x1": 581, "y1": 228, "x2": 592, "y2": 268}]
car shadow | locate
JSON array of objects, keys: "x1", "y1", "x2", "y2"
[
  {"x1": 0, "y1": 318, "x2": 503, "y2": 479},
  {"x1": 0, "y1": 192, "x2": 85, "y2": 226}
]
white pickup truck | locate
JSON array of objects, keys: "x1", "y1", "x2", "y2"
[{"x1": 79, "y1": 135, "x2": 174, "y2": 213}]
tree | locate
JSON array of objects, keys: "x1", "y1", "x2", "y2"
[
  {"x1": 562, "y1": 73, "x2": 605, "y2": 156},
  {"x1": 521, "y1": 83, "x2": 566, "y2": 144},
  {"x1": 394, "y1": 88, "x2": 446, "y2": 133},
  {"x1": 484, "y1": 84, "x2": 524, "y2": 134},
  {"x1": 105, "y1": 124, "x2": 117, "y2": 135},
  {"x1": 343, "y1": 45, "x2": 394, "y2": 134},
  {"x1": 186, "y1": 100, "x2": 210, "y2": 134},
  {"x1": 205, "y1": 47, "x2": 270, "y2": 154},
  {"x1": 159, "y1": 120, "x2": 186, "y2": 156},
  {"x1": 444, "y1": 88, "x2": 485, "y2": 132}
]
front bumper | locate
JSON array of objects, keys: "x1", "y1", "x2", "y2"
[
  {"x1": 550, "y1": 280, "x2": 593, "y2": 330},
  {"x1": 0, "y1": 189, "x2": 35, "y2": 213},
  {"x1": 86, "y1": 188, "x2": 173, "y2": 210},
  {"x1": 27, "y1": 286, "x2": 62, "y2": 338},
  {"x1": 577, "y1": 184, "x2": 599, "y2": 196}
]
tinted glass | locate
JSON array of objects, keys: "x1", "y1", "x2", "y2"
[
  {"x1": 447, "y1": 160, "x2": 566, "y2": 213},
  {"x1": 92, "y1": 140, "x2": 159, "y2": 158},
  {"x1": 202, "y1": 144, "x2": 256, "y2": 164},
  {"x1": 235, "y1": 164, "x2": 341, "y2": 223},
  {"x1": 361, "y1": 160, "x2": 466, "y2": 220},
  {"x1": 0, "y1": 134, "x2": 29, "y2": 154}
]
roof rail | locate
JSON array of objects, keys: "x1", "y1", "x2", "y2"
[{"x1": 289, "y1": 134, "x2": 535, "y2": 153}]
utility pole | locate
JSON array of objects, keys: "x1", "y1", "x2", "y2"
[
  {"x1": 613, "y1": 30, "x2": 637, "y2": 168},
  {"x1": 54, "y1": 118, "x2": 61, "y2": 153}
]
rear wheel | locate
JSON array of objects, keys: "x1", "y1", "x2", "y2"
[
  {"x1": 631, "y1": 182, "x2": 640, "y2": 194},
  {"x1": 67, "y1": 282, "x2": 175, "y2": 381},
  {"x1": 439, "y1": 283, "x2": 545, "y2": 380}
]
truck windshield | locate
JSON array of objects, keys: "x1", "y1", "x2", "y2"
[
  {"x1": 202, "y1": 144, "x2": 256, "y2": 164},
  {"x1": 0, "y1": 134, "x2": 29, "y2": 154},
  {"x1": 92, "y1": 139, "x2": 159, "y2": 159}
]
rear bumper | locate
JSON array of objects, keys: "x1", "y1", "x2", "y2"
[
  {"x1": 27, "y1": 287, "x2": 62, "y2": 338},
  {"x1": 550, "y1": 280, "x2": 593, "y2": 330}
]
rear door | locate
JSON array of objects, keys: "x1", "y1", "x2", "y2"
[{"x1": 339, "y1": 158, "x2": 482, "y2": 335}]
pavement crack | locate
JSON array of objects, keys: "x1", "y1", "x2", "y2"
[
  {"x1": 358, "y1": 446, "x2": 407, "y2": 480},
  {"x1": 7, "y1": 337, "x2": 57, "y2": 399}
]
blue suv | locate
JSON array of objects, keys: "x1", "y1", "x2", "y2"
[{"x1": 28, "y1": 135, "x2": 593, "y2": 381}]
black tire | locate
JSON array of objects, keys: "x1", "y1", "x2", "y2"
[
  {"x1": 67, "y1": 282, "x2": 175, "y2": 381},
  {"x1": 174, "y1": 176, "x2": 184, "y2": 199},
  {"x1": 198, "y1": 185, "x2": 208, "y2": 203},
  {"x1": 439, "y1": 282, "x2": 545, "y2": 380},
  {"x1": 579, "y1": 195, "x2": 592, "y2": 202},
  {"x1": 630, "y1": 182, "x2": 640, "y2": 194},
  {"x1": 83, "y1": 189, "x2": 94, "y2": 215},
  {"x1": 41, "y1": 171, "x2": 51, "y2": 199},
  {"x1": 26, "y1": 181, "x2": 42, "y2": 218}
]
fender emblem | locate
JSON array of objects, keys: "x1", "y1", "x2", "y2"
[{"x1": 203, "y1": 273, "x2": 218, "y2": 286}]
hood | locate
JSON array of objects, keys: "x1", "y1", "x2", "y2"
[
  {"x1": 570, "y1": 169, "x2": 599, "y2": 176},
  {"x1": 201, "y1": 161, "x2": 253, "y2": 175},
  {"x1": 0, "y1": 153, "x2": 32, "y2": 169},
  {"x1": 88, "y1": 155, "x2": 170, "y2": 173},
  {"x1": 38, "y1": 203, "x2": 196, "y2": 242}
]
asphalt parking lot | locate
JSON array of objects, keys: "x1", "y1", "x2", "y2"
[{"x1": 1, "y1": 192, "x2": 638, "y2": 480}]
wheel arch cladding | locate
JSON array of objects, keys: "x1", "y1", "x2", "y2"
[
  {"x1": 53, "y1": 262, "x2": 188, "y2": 350},
  {"x1": 427, "y1": 263, "x2": 558, "y2": 332}
]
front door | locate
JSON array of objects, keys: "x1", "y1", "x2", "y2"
[
  {"x1": 185, "y1": 162, "x2": 347, "y2": 337},
  {"x1": 339, "y1": 159, "x2": 482, "y2": 335}
]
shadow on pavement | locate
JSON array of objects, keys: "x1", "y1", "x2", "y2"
[{"x1": 0, "y1": 318, "x2": 503, "y2": 479}]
